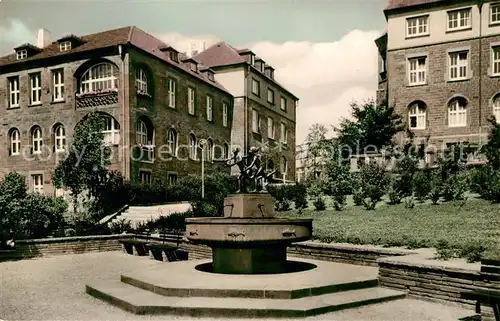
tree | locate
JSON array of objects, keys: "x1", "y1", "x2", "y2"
[
  {"x1": 322, "y1": 142, "x2": 352, "y2": 210},
  {"x1": 304, "y1": 124, "x2": 329, "y2": 179},
  {"x1": 53, "y1": 112, "x2": 111, "y2": 213},
  {"x1": 335, "y1": 99, "x2": 404, "y2": 155},
  {"x1": 482, "y1": 116, "x2": 500, "y2": 170}
]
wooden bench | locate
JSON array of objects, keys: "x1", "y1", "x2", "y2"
[
  {"x1": 147, "y1": 229, "x2": 188, "y2": 262},
  {"x1": 461, "y1": 259, "x2": 500, "y2": 321},
  {"x1": 119, "y1": 230, "x2": 151, "y2": 256}
]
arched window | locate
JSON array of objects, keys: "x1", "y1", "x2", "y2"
[
  {"x1": 100, "y1": 115, "x2": 120, "y2": 145},
  {"x1": 223, "y1": 143, "x2": 229, "y2": 159},
  {"x1": 189, "y1": 134, "x2": 197, "y2": 160},
  {"x1": 493, "y1": 95, "x2": 500, "y2": 123},
  {"x1": 31, "y1": 126, "x2": 43, "y2": 154},
  {"x1": 280, "y1": 156, "x2": 288, "y2": 175},
  {"x1": 9, "y1": 128, "x2": 21, "y2": 156},
  {"x1": 448, "y1": 97, "x2": 467, "y2": 127},
  {"x1": 54, "y1": 124, "x2": 66, "y2": 152},
  {"x1": 408, "y1": 101, "x2": 426, "y2": 130},
  {"x1": 135, "y1": 68, "x2": 148, "y2": 93},
  {"x1": 136, "y1": 120, "x2": 148, "y2": 145},
  {"x1": 80, "y1": 63, "x2": 117, "y2": 93},
  {"x1": 206, "y1": 139, "x2": 213, "y2": 162},
  {"x1": 167, "y1": 129, "x2": 177, "y2": 156}
]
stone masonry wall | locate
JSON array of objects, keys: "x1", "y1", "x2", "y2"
[{"x1": 387, "y1": 35, "x2": 500, "y2": 146}]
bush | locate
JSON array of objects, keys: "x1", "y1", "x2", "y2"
[
  {"x1": 387, "y1": 177, "x2": 404, "y2": 205},
  {"x1": 267, "y1": 184, "x2": 293, "y2": 211},
  {"x1": 358, "y1": 162, "x2": 389, "y2": 210},
  {"x1": 331, "y1": 195, "x2": 346, "y2": 211},
  {"x1": 470, "y1": 165, "x2": 500, "y2": 202},
  {"x1": 459, "y1": 241, "x2": 487, "y2": 263},
  {"x1": 413, "y1": 169, "x2": 433, "y2": 202},
  {"x1": 290, "y1": 183, "x2": 308, "y2": 210},
  {"x1": 109, "y1": 218, "x2": 133, "y2": 234},
  {"x1": 18, "y1": 194, "x2": 67, "y2": 239},
  {"x1": 313, "y1": 197, "x2": 326, "y2": 211},
  {"x1": 129, "y1": 181, "x2": 168, "y2": 206}
]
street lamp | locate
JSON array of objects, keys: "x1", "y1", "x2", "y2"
[{"x1": 199, "y1": 139, "x2": 207, "y2": 199}]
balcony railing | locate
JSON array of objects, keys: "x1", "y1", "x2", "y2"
[{"x1": 76, "y1": 88, "x2": 118, "y2": 108}]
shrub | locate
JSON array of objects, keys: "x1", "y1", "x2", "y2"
[
  {"x1": 290, "y1": 183, "x2": 308, "y2": 210},
  {"x1": 109, "y1": 218, "x2": 133, "y2": 234},
  {"x1": 313, "y1": 196, "x2": 326, "y2": 211},
  {"x1": 359, "y1": 162, "x2": 389, "y2": 210},
  {"x1": 437, "y1": 146, "x2": 468, "y2": 202},
  {"x1": 19, "y1": 194, "x2": 67, "y2": 239},
  {"x1": 413, "y1": 169, "x2": 433, "y2": 202},
  {"x1": 470, "y1": 165, "x2": 500, "y2": 202},
  {"x1": 459, "y1": 241, "x2": 487, "y2": 263},
  {"x1": 387, "y1": 177, "x2": 404, "y2": 205},
  {"x1": 129, "y1": 181, "x2": 168, "y2": 206},
  {"x1": 267, "y1": 184, "x2": 293, "y2": 211},
  {"x1": 331, "y1": 195, "x2": 346, "y2": 211},
  {"x1": 434, "y1": 239, "x2": 456, "y2": 260}
]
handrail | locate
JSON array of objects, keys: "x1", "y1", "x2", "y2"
[{"x1": 98, "y1": 204, "x2": 130, "y2": 225}]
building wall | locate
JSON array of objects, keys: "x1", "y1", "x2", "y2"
[
  {"x1": 0, "y1": 54, "x2": 124, "y2": 195},
  {"x1": 127, "y1": 48, "x2": 233, "y2": 185}
]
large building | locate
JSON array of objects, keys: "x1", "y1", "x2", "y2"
[
  {"x1": 377, "y1": 0, "x2": 500, "y2": 158},
  {"x1": 194, "y1": 43, "x2": 299, "y2": 182},
  {"x1": 0, "y1": 26, "x2": 234, "y2": 195}
]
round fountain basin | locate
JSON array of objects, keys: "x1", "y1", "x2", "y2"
[{"x1": 185, "y1": 217, "x2": 313, "y2": 246}]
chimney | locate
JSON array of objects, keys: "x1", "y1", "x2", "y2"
[{"x1": 36, "y1": 29, "x2": 51, "y2": 48}]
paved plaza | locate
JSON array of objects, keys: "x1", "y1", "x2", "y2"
[{"x1": 1, "y1": 251, "x2": 475, "y2": 321}]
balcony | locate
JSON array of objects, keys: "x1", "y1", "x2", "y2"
[{"x1": 76, "y1": 88, "x2": 118, "y2": 108}]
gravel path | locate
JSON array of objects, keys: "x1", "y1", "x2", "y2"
[{"x1": 1, "y1": 251, "x2": 476, "y2": 321}]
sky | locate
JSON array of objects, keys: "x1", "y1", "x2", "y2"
[{"x1": 0, "y1": 0, "x2": 388, "y2": 144}]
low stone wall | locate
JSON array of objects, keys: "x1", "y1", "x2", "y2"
[
  {"x1": 2, "y1": 235, "x2": 129, "y2": 260},
  {"x1": 377, "y1": 254, "x2": 499, "y2": 316}
]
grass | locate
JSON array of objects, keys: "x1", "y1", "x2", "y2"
[{"x1": 280, "y1": 197, "x2": 500, "y2": 260}]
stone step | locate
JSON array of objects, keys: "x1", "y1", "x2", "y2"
[
  {"x1": 86, "y1": 280, "x2": 405, "y2": 317},
  {"x1": 120, "y1": 274, "x2": 378, "y2": 299}
]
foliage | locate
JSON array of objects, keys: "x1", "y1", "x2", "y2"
[
  {"x1": 129, "y1": 181, "x2": 168, "y2": 206},
  {"x1": 387, "y1": 177, "x2": 404, "y2": 205},
  {"x1": 433, "y1": 146, "x2": 468, "y2": 202},
  {"x1": 292, "y1": 183, "x2": 308, "y2": 210},
  {"x1": 322, "y1": 142, "x2": 352, "y2": 209},
  {"x1": 358, "y1": 162, "x2": 389, "y2": 210},
  {"x1": 335, "y1": 99, "x2": 404, "y2": 155},
  {"x1": 413, "y1": 168, "x2": 433, "y2": 202},
  {"x1": 331, "y1": 195, "x2": 346, "y2": 211},
  {"x1": 470, "y1": 165, "x2": 500, "y2": 202},
  {"x1": 53, "y1": 112, "x2": 110, "y2": 212},
  {"x1": 481, "y1": 116, "x2": 500, "y2": 170},
  {"x1": 267, "y1": 184, "x2": 292, "y2": 211},
  {"x1": 109, "y1": 218, "x2": 133, "y2": 234},
  {"x1": 392, "y1": 130, "x2": 425, "y2": 198},
  {"x1": 88, "y1": 171, "x2": 130, "y2": 221},
  {"x1": 351, "y1": 175, "x2": 364, "y2": 206},
  {"x1": 278, "y1": 198, "x2": 500, "y2": 261},
  {"x1": 304, "y1": 124, "x2": 329, "y2": 179},
  {"x1": 312, "y1": 196, "x2": 326, "y2": 211}
]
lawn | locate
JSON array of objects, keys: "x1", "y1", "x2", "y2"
[{"x1": 280, "y1": 197, "x2": 500, "y2": 259}]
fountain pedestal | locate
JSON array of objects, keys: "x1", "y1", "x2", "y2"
[{"x1": 186, "y1": 193, "x2": 313, "y2": 274}]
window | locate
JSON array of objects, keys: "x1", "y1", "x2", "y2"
[
  {"x1": 167, "y1": 129, "x2": 177, "y2": 156},
  {"x1": 189, "y1": 134, "x2": 197, "y2": 160},
  {"x1": 139, "y1": 171, "x2": 151, "y2": 184},
  {"x1": 31, "y1": 127, "x2": 43, "y2": 154},
  {"x1": 136, "y1": 120, "x2": 149, "y2": 145},
  {"x1": 491, "y1": 3, "x2": 500, "y2": 24},
  {"x1": 30, "y1": 73, "x2": 42, "y2": 105},
  {"x1": 16, "y1": 49, "x2": 27, "y2": 60},
  {"x1": 190, "y1": 62, "x2": 197, "y2": 72},
  {"x1": 223, "y1": 143, "x2": 229, "y2": 159},
  {"x1": 206, "y1": 139, "x2": 213, "y2": 162},
  {"x1": 32, "y1": 174, "x2": 43, "y2": 194},
  {"x1": 449, "y1": 51, "x2": 468, "y2": 80},
  {"x1": 406, "y1": 15, "x2": 429, "y2": 37},
  {"x1": 101, "y1": 115, "x2": 120, "y2": 145},
  {"x1": 267, "y1": 89, "x2": 275, "y2": 104},
  {"x1": 9, "y1": 129, "x2": 21, "y2": 156},
  {"x1": 136, "y1": 68, "x2": 148, "y2": 93},
  {"x1": 280, "y1": 123, "x2": 288, "y2": 144},
  {"x1": 252, "y1": 109, "x2": 260, "y2": 133},
  {"x1": 54, "y1": 124, "x2": 66, "y2": 152},
  {"x1": 448, "y1": 8, "x2": 471, "y2": 31},
  {"x1": 167, "y1": 173, "x2": 178, "y2": 185},
  {"x1": 493, "y1": 96, "x2": 500, "y2": 123},
  {"x1": 280, "y1": 97, "x2": 287, "y2": 111},
  {"x1": 408, "y1": 57, "x2": 427, "y2": 85},
  {"x1": 492, "y1": 47, "x2": 500, "y2": 76},
  {"x1": 408, "y1": 102, "x2": 427, "y2": 129},
  {"x1": 448, "y1": 98, "x2": 467, "y2": 127},
  {"x1": 8, "y1": 77, "x2": 20, "y2": 108},
  {"x1": 60, "y1": 41, "x2": 71, "y2": 51},
  {"x1": 252, "y1": 79, "x2": 260, "y2": 96},
  {"x1": 222, "y1": 103, "x2": 228, "y2": 127},
  {"x1": 280, "y1": 156, "x2": 288, "y2": 175},
  {"x1": 250, "y1": 54, "x2": 255, "y2": 65},
  {"x1": 170, "y1": 51, "x2": 178, "y2": 62},
  {"x1": 188, "y1": 87, "x2": 195, "y2": 115},
  {"x1": 206, "y1": 96, "x2": 213, "y2": 121},
  {"x1": 207, "y1": 71, "x2": 215, "y2": 81},
  {"x1": 168, "y1": 78, "x2": 176, "y2": 108},
  {"x1": 267, "y1": 117, "x2": 275, "y2": 139},
  {"x1": 53, "y1": 69, "x2": 64, "y2": 102},
  {"x1": 80, "y1": 63, "x2": 117, "y2": 93}
]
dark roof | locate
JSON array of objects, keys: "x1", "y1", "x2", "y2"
[
  {"x1": 57, "y1": 34, "x2": 84, "y2": 43},
  {"x1": 193, "y1": 42, "x2": 299, "y2": 100},
  {"x1": 13, "y1": 43, "x2": 42, "y2": 52},
  {"x1": 0, "y1": 26, "x2": 229, "y2": 94},
  {"x1": 385, "y1": 0, "x2": 443, "y2": 11}
]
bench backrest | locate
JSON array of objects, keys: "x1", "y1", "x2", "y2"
[
  {"x1": 159, "y1": 229, "x2": 183, "y2": 247},
  {"x1": 135, "y1": 230, "x2": 151, "y2": 241}
]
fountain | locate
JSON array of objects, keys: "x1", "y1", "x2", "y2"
[
  {"x1": 186, "y1": 146, "x2": 313, "y2": 274},
  {"x1": 85, "y1": 146, "x2": 405, "y2": 317}
]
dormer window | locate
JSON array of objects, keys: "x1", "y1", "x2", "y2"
[
  {"x1": 190, "y1": 62, "x2": 197, "y2": 72},
  {"x1": 60, "y1": 41, "x2": 71, "y2": 52},
  {"x1": 16, "y1": 49, "x2": 27, "y2": 60},
  {"x1": 208, "y1": 71, "x2": 215, "y2": 81},
  {"x1": 250, "y1": 54, "x2": 255, "y2": 65},
  {"x1": 159, "y1": 45, "x2": 179, "y2": 63},
  {"x1": 170, "y1": 51, "x2": 178, "y2": 62}
]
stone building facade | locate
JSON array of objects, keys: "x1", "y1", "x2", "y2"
[
  {"x1": 194, "y1": 43, "x2": 298, "y2": 182},
  {"x1": 0, "y1": 26, "x2": 233, "y2": 195},
  {"x1": 378, "y1": 0, "x2": 500, "y2": 159}
]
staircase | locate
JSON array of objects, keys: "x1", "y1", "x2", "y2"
[{"x1": 109, "y1": 203, "x2": 192, "y2": 228}]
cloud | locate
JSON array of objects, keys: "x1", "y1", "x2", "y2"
[
  {"x1": 157, "y1": 30, "x2": 382, "y2": 145},
  {"x1": 0, "y1": 19, "x2": 35, "y2": 54}
]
